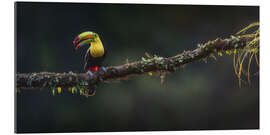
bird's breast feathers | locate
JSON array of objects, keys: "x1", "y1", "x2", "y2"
[{"x1": 89, "y1": 38, "x2": 105, "y2": 58}]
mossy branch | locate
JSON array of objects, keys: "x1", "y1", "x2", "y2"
[{"x1": 16, "y1": 32, "x2": 259, "y2": 89}]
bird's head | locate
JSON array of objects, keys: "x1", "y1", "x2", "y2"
[{"x1": 73, "y1": 31, "x2": 98, "y2": 50}]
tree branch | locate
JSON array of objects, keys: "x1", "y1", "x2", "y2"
[{"x1": 16, "y1": 33, "x2": 259, "y2": 89}]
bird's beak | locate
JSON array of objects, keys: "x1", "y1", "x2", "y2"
[{"x1": 73, "y1": 34, "x2": 95, "y2": 50}]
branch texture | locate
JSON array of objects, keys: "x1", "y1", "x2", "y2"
[{"x1": 16, "y1": 33, "x2": 259, "y2": 89}]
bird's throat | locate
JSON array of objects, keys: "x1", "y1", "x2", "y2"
[{"x1": 90, "y1": 37, "x2": 104, "y2": 58}]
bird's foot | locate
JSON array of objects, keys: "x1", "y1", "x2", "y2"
[
  {"x1": 99, "y1": 66, "x2": 107, "y2": 73},
  {"x1": 87, "y1": 70, "x2": 94, "y2": 78}
]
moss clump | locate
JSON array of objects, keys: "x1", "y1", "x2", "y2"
[{"x1": 233, "y1": 22, "x2": 259, "y2": 87}]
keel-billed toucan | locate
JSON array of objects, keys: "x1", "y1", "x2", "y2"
[{"x1": 73, "y1": 31, "x2": 107, "y2": 95}]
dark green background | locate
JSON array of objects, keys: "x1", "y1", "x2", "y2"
[{"x1": 16, "y1": 2, "x2": 259, "y2": 133}]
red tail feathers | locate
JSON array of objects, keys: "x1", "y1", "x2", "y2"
[{"x1": 88, "y1": 66, "x2": 99, "y2": 72}]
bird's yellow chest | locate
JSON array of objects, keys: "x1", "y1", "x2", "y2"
[{"x1": 89, "y1": 39, "x2": 105, "y2": 58}]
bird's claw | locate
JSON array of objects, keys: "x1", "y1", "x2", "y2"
[
  {"x1": 100, "y1": 66, "x2": 107, "y2": 73},
  {"x1": 87, "y1": 71, "x2": 94, "y2": 78}
]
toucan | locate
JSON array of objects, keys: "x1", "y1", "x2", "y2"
[{"x1": 73, "y1": 31, "x2": 107, "y2": 95}]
